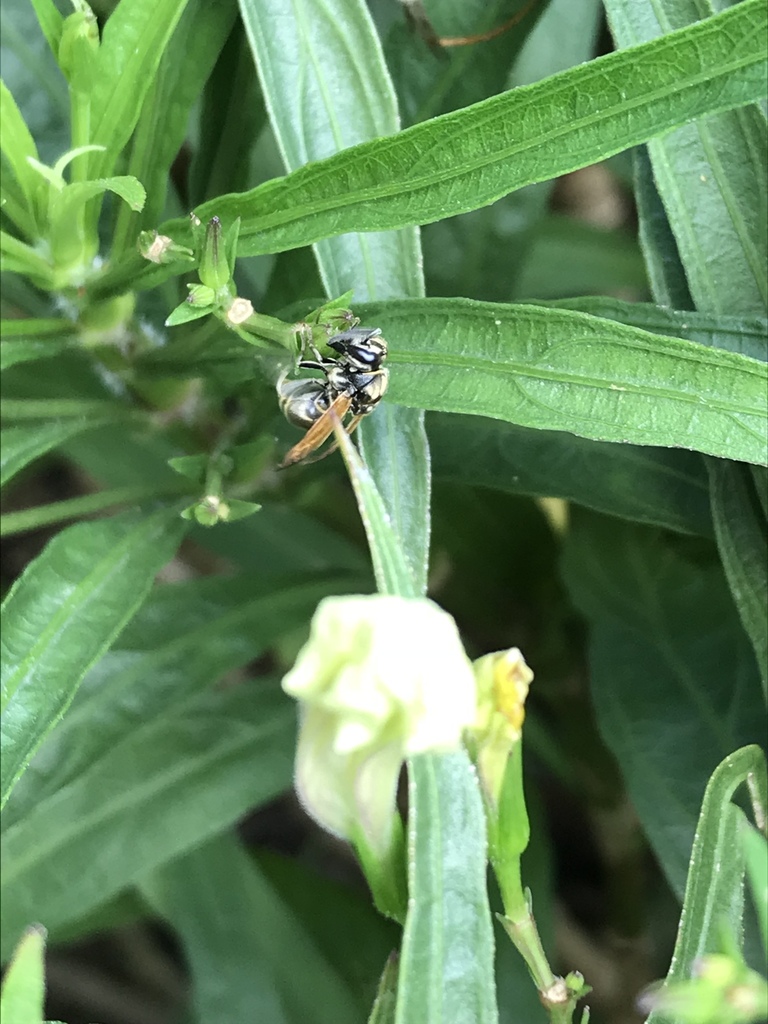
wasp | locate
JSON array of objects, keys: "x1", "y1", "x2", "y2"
[{"x1": 277, "y1": 327, "x2": 389, "y2": 468}]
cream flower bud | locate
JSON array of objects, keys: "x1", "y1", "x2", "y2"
[{"x1": 282, "y1": 594, "x2": 476, "y2": 852}]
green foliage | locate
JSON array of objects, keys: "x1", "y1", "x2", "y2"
[{"x1": 0, "y1": 0, "x2": 766, "y2": 1022}]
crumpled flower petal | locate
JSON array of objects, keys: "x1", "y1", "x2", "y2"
[{"x1": 283, "y1": 594, "x2": 477, "y2": 850}]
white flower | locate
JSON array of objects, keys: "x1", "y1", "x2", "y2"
[{"x1": 282, "y1": 594, "x2": 476, "y2": 852}]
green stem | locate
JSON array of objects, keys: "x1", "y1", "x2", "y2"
[
  {"x1": 0, "y1": 318, "x2": 73, "y2": 339},
  {"x1": 0, "y1": 399, "x2": 133, "y2": 420},
  {"x1": 236, "y1": 310, "x2": 300, "y2": 349},
  {"x1": 1, "y1": 485, "x2": 189, "y2": 537},
  {"x1": 498, "y1": 896, "x2": 556, "y2": 991},
  {"x1": 69, "y1": 91, "x2": 91, "y2": 183}
]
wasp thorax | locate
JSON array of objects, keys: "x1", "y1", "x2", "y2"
[{"x1": 327, "y1": 327, "x2": 387, "y2": 371}]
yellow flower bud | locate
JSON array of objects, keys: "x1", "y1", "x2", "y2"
[{"x1": 469, "y1": 648, "x2": 533, "y2": 806}]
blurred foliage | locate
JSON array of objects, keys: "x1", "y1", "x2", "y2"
[{"x1": 1, "y1": 0, "x2": 766, "y2": 1022}]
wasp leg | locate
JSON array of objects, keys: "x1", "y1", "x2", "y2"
[{"x1": 297, "y1": 359, "x2": 331, "y2": 372}]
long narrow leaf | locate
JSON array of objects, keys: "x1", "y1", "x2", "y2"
[
  {"x1": 89, "y1": 0, "x2": 190, "y2": 178},
  {"x1": 194, "y1": 1, "x2": 768, "y2": 257},
  {"x1": 3, "y1": 572, "x2": 365, "y2": 828},
  {"x1": 141, "y1": 834, "x2": 379, "y2": 1024},
  {"x1": 562, "y1": 512, "x2": 765, "y2": 896},
  {"x1": 707, "y1": 459, "x2": 768, "y2": 698},
  {"x1": 605, "y1": 1, "x2": 767, "y2": 316},
  {"x1": 111, "y1": 0, "x2": 237, "y2": 257},
  {"x1": 0, "y1": 506, "x2": 185, "y2": 808},
  {"x1": 0, "y1": 925, "x2": 46, "y2": 1024},
  {"x1": 0, "y1": 81, "x2": 42, "y2": 231},
  {"x1": 546, "y1": 297, "x2": 767, "y2": 361},
  {"x1": 397, "y1": 752, "x2": 497, "y2": 1024},
  {"x1": 632, "y1": 145, "x2": 694, "y2": 311},
  {"x1": 0, "y1": 680, "x2": 294, "y2": 961},
  {"x1": 97, "y1": 0, "x2": 768, "y2": 297},
  {"x1": 0, "y1": 419, "x2": 120, "y2": 488},
  {"x1": 356, "y1": 298, "x2": 767, "y2": 465},
  {"x1": 428, "y1": 414, "x2": 713, "y2": 538}
]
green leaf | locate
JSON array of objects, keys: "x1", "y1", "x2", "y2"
[
  {"x1": 0, "y1": 230, "x2": 54, "y2": 287},
  {"x1": 165, "y1": 300, "x2": 215, "y2": 326},
  {"x1": 707, "y1": 458, "x2": 768, "y2": 699},
  {"x1": 561, "y1": 511, "x2": 766, "y2": 897},
  {"x1": 0, "y1": 418, "x2": 120, "y2": 488},
  {"x1": 632, "y1": 144, "x2": 694, "y2": 311},
  {"x1": 742, "y1": 820, "x2": 768, "y2": 955},
  {"x1": 3, "y1": 572, "x2": 360, "y2": 829},
  {"x1": 89, "y1": 0, "x2": 191, "y2": 179},
  {"x1": 28, "y1": 0, "x2": 62, "y2": 57},
  {"x1": 198, "y1": 1, "x2": 768, "y2": 256},
  {"x1": 0, "y1": 679, "x2": 294, "y2": 961},
  {"x1": 0, "y1": 318, "x2": 71, "y2": 339},
  {"x1": 647, "y1": 745, "x2": 767, "y2": 1024},
  {"x1": 545, "y1": 297, "x2": 768, "y2": 361},
  {"x1": 97, "y1": 0, "x2": 768, "y2": 298},
  {"x1": 111, "y1": 0, "x2": 237, "y2": 257},
  {"x1": 1, "y1": 319, "x2": 77, "y2": 370},
  {"x1": 397, "y1": 752, "x2": 497, "y2": 1024},
  {"x1": 57, "y1": 175, "x2": 146, "y2": 216},
  {"x1": 0, "y1": 336, "x2": 76, "y2": 371},
  {"x1": 0, "y1": 506, "x2": 186, "y2": 809},
  {"x1": 355, "y1": 298, "x2": 767, "y2": 465},
  {"x1": 49, "y1": 175, "x2": 146, "y2": 266},
  {"x1": 0, "y1": 0, "x2": 69, "y2": 170},
  {"x1": 1, "y1": 168, "x2": 37, "y2": 240},
  {"x1": 428, "y1": 414, "x2": 713, "y2": 537},
  {"x1": 140, "y1": 835, "x2": 287, "y2": 1024},
  {"x1": 0, "y1": 924, "x2": 45, "y2": 1024},
  {"x1": 141, "y1": 834, "x2": 393, "y2": 1024},
  {"x1": 240, "y1": 0, "x2": 423, "y2": 302},
  {"x1": 0, "y1": 81, "x2": 42, "y2": 232},
  {"x1": 189, "y1": 25, "x2": 267, "y2": 205},
  {"x1": 369, "y1": 953, "x2": 398, "y2": 1024},
  {"x1": 605, "y1": 1, "x2": 767, "y2": 316},
  {"x1": 0, "y1": 398, "x2": 133, "y2": 420}
]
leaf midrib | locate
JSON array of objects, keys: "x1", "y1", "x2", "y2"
[{"x1": 390, "y1": 349, "x2": 767, "y2": 416}]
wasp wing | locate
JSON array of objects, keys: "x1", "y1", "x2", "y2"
[{"x1": 279, "y1": 392, "x2": 353, "y2": 468}]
